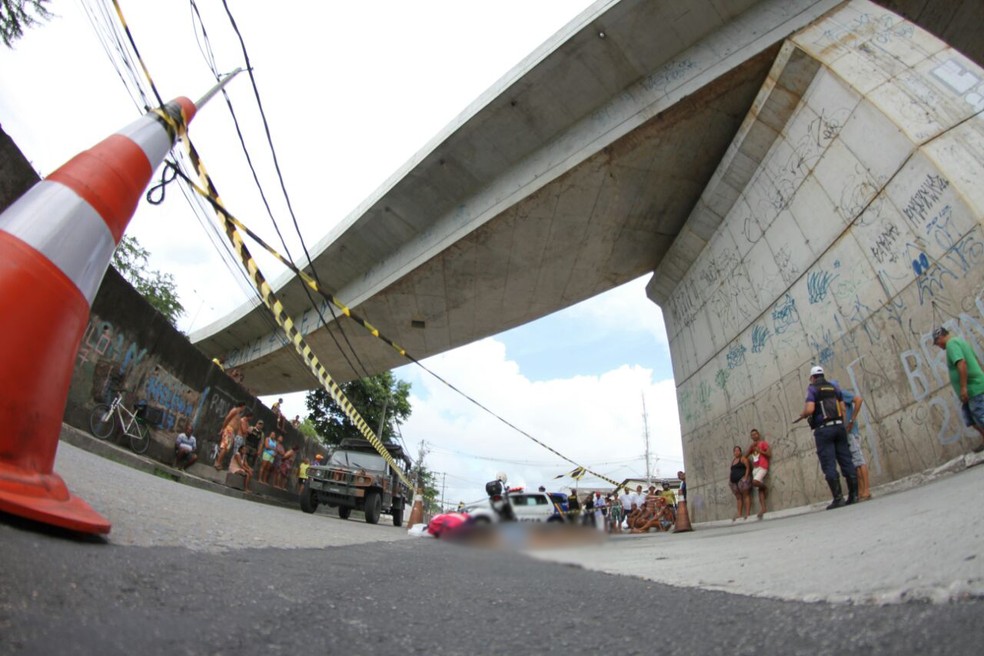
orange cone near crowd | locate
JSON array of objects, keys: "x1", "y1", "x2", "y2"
[
  {"x1": 673, "y1": 499, "x2": 693, "y2": 533},
  {"x1": 0, "y1": 95, "x2": 200, "y2": 535}
]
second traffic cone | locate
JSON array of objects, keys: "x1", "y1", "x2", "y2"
[
  {"x1": 407, "y1": 489, "x2": 425, "y2": 529},
  {"x1": 673, "y1": 499, "x2": 693, "y2": 533},
  {"x1": 0, "y1": 97, "x2": 197, "y2": 535}
]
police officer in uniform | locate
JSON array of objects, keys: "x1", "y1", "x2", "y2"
[{"x1": 795, "y1": 365, "x2": 857, "y2": 509}]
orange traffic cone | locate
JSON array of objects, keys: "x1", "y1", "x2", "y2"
[
  {"x1": 407, "y1": 489, "x2": 425, "y2": 529},
  {"x1": 0, "y1": 96, "x2": 200, "y2": 534},
  {"x1": 673, "y1": 499, "x2": 693, "y2": 533}
]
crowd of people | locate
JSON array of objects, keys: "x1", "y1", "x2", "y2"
[
  {"x1": 176, "y1": 328, "x2": 984, "y2": 520},
  {"x1": 560, "y1": 472, "x2": 687, "y2": 534},
  {"x1": 169, "y1": 399, "x2": 310, "y2": 495}
]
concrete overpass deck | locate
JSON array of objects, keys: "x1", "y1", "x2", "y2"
[{"x1": 189, "y1": 0, "x2": 981, "y2": 396}]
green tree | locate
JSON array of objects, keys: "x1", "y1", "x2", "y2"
[
  {"x1": 112, "y1": 235, "x2": 184, "y2": 326},
  {"x1": 305, "y1": 371, "x2": 411, "y2": 447},
  {"x1": 296, "y1": 417, "x2": 320, "y2": 441},
  {"x1": 1, "y1": 0, "x2": 52, "y2": 47}
]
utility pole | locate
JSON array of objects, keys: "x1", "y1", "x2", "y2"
[
  {"x1": 414, "y1": 440, "x2": 429, "y2": 488},
  {"x1": 376, "y1": 393, "x2": 390, "y2": 443},
  {"x1": 440, "y1": 472, "x2": 447, "y2": 512},
  {"x1": 642, "y1": 393, "x2": 652, "y2": 486},
  {"x1": 413, "y1": 440, "x2": 430, "y2": 512}
]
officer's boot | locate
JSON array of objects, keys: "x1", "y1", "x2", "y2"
[
  {"x1": 845, "y1": 475, "x2": 859, "y2": 505},
  {"x1": 825, "y1": 477, "x2": 845, "y2": 510}
]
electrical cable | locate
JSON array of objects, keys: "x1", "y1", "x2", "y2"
[
  {"x1": 99, "y1": 2, "x2": 643, "y2": 492},
  {"x1": 214, "y1": 0, "x2": 371, "y2": 380}
]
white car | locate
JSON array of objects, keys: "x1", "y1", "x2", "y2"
[{"x1": 465, "y1": 491, "x2": 567, "y2": 524}]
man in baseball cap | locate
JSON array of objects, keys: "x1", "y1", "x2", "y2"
[{"x1": 796, "y1": 365, "x2": 857, "y2": 509}]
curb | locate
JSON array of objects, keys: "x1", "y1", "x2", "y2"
[
  {"x1": 58, "y1": 422, "x2": 299, "y2": 512},
  {"x1": 691, "y1": 448, "x2": 984, "y2": 530}
]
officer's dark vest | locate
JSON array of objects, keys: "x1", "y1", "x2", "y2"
[{"x1": 809, "y1": 378, "x2": 842, "y2": 428}]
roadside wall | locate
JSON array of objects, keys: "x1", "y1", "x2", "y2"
[{"x1": 650, "y1": 1, "x2": 984, "y2": 521}]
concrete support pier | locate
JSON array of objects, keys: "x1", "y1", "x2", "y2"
[{"x1": 649, "y1": 0, "x2": 984, "y2": 521}]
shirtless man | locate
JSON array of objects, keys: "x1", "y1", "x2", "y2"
[
  {"x1": 214, "y1": 403, "x2": 244, "y2": 471},
  {"x1": 630, "y1": 485, "x2": 659, "y2": 530}
]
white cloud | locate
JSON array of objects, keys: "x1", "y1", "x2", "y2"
[
  {"x1": 399, "y1": 337, "x2": 682, "y2": 506},
  {"x1": 567, "y1": 275, "x2": 668, "y2": 346}
]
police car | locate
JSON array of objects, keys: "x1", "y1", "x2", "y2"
[{"x1": 466, "y1": 490, "x2": 568, "y2": 523}]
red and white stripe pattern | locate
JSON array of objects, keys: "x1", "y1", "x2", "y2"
[
  {"x1": 0, "y1": 97, "x2": 195, "y2": 534},
  {"x1": 1, "y1": 97, "x2": 195, "y2": 302}
]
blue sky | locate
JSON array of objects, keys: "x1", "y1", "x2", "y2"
[
  {"x1": 494, "y1": 293, "x2": 674, "y2": 383},
  {"x1": 0, "y1": 0, "x2": 683, "y2": 506}
]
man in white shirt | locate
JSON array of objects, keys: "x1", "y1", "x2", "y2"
[
  {"x1": 174, "y1": 425, "x2": 198, "y2": 471},
  {"x1": 619, "y1": 488, "x2": 636, "y2": 529}
]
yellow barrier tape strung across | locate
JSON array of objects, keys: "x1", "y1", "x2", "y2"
[
  {"x1": 174, "y1": 171, "x2": 625, "y2": 491},
  {"x1": 107, "y1": 0, "x2": 412, "y2": 490},
  {"x1": 108, "y1": 0, "x2": 622, "y2": 493},
  {"x1": 180, "y1": 139, "x2": 413, "y2": 489}
]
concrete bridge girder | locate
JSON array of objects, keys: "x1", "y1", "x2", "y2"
[{"x1": 190, "y1": 0, "x2": 844, "y2": 393}]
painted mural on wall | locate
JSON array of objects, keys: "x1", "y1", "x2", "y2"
[
  {"x1": 662, "y1": 1, "x2": 984, "y2": 520},
  {"x1": 64, "y1": 265, "x2": 323, "y2": 478},
  {"x1": 76, "y1": 318, "x2": 204, "y2": 433}
]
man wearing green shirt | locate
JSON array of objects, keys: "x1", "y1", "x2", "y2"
[{"x1": 933, "y1": 327, "x2": 984, "y2": 453}]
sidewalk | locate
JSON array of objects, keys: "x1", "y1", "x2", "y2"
[
  {"x1": 58, "y1": 422, "x2": 299, "y2": 511},
  {"x1": 528, "y1": 449, "x2": 984, "y2": 605}
]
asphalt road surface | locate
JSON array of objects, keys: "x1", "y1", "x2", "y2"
[{"x1": 1, "y1": 443, "x2": 982, "y2": 655}]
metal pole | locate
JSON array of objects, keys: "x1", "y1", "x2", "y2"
[
  {"x1": 440, "y1": 472, "x2": 446, "y2": 512},
  {"x1": 642, "y1": 394, "x2": 652, "y2": 485},
  {"x1": 194, "y1": 68, "x2": 244, "y2": 110},
  {"x1": 376, "y1": 393, "x2": 390, "y2": 443}
]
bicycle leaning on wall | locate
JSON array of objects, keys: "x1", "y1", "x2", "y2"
[{"x1": 88, "y1": 391, "x2": 152, "y2": 454}]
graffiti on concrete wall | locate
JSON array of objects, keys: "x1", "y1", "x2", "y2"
[
  {"x1": 76, "y1": 316, "x2": 200, "y2": 433},
  {"x1": 665, "y1": 6, "x2": 984, "y2": 520}
]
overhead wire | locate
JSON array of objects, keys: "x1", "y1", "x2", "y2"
[
  {"x1": 105, "y1": 0, "x2": 416, "y2": 485},
  {"x1": 81, "y1": 0, "x2": 270, "y2": 333},
  {"x1": 166, "y1": 165, "x2": 631, "y2": 489},
  {"x1": 101, "y1": 1, "x2": 638, "y2": 492},
  {"x1": 79, "y1": 0, "x2": 151, "y2": 112},
  {"x1": 208, "y1": 0, "x2": 372, "y2": 381}
]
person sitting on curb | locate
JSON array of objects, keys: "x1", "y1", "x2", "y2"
[
  {"x1": 174, "y1": 425, "x2": 198, "y2": 471},
  {"x1": 228, "y1": 444, "x2": 254, "y2": 494},
  {"x1": 631, "y1": 496, "x2": 674, "y2": 533}
]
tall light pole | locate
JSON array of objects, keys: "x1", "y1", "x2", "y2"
[{"x1": 642, "y1": 393, "x2": 652, "y2": 485}]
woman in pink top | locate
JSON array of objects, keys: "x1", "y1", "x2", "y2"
[{"x1": 746, "y1": 429, "x2": 772, "y2": 519}]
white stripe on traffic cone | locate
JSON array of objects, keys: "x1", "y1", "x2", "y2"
[{"x1": 0, "y1": 98, "x2": 195, "y2": 534}]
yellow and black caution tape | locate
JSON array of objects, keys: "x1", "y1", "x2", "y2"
[
  {"x1": 110, "y1": 0, "x2": 620, "y2": 493},
  {"x1": 179, "y1": 137, "x2": 413, "y2": 489},
  {"x1": 167, "y1": 169, "x2": 625, "y2": 491},
  {"x1": 109, "y1": 0, "x2": 411, "y2": 489}
]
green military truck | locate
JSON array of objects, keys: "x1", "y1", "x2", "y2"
[{"x1": 300, "y1": 438, "x2": 411, "y2": 526}]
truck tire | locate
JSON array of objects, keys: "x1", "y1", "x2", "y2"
[
  {"x1": 338, "y1": 506, "x2": 352, "y2": 520},
  {"x1": 364, "y1": 490, "x2": 382, "y2": 525},
  {"x1": 299, "y1": 479, "x2": 318, "y2": 514},
  {"x1": 392, "y1": 504, "x2": 403, "y2": 527}
]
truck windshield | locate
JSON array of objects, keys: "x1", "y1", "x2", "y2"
[{"x1": 329, "y1": 450, "x2": 387, "y2": 471}]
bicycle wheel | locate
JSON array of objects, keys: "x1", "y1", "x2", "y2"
[
  {"x1": 129, "y1": 421, "x2": 151, "y2": 454},
  {"x1": 89, "y1": 404, "x2": 116, "y2": 439}
]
